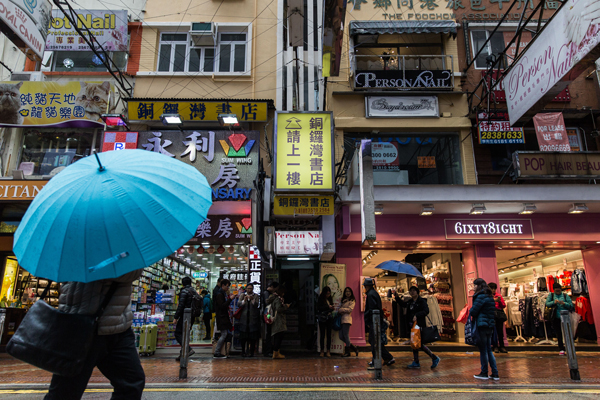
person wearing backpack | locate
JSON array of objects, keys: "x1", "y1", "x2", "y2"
[
  {"x1": 174, "y1": 276, "x2": 198, "y2": 361},
  {"x1": 201, "y1": 290, "x2": 212, "y2": 340},
  {"x1": 546, "y1": 283, "x2": 574, "y2": 355}
]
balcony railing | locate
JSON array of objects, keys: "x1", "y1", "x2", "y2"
[{"x1": 352, "y1": 55, "x2": 454, "y2": 91}]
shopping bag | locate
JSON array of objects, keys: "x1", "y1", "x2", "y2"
[
  {"x1": 464, "y1": 312, "x2": 479, "y2": 346},
  {"x1": 422, "y1": 316, "x2": 441, "y2": 344},
  {"x1": 410, "y1": 322, "x2": 421, "y2": 350},
  {"x1": 332, "y1": 314, "x2": 342, "y2": 331},
  {"x1": 457, "y1": 304, "x2": 469, "y2": 324}
]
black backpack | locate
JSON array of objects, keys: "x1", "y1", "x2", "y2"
[{"x1": 189, "y1": 289, "x2": 203, "y2": 318}]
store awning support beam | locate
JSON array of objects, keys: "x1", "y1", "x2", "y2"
[{"x1": 53, "y1": 0, "x2": 134, "y2": 97}]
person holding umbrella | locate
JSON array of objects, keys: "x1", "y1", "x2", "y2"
[{"x1": 7, "y1": 150, "x2": 213, "y2": 400}]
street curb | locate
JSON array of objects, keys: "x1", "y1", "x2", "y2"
[{"x1": 2, "y1": 383, "x2": 600, "y2": 391}]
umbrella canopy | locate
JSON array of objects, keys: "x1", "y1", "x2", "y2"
[
  {"x1": 13, "y1": 150, "x2": 212, "y2": 283},
  {"x1": 375, "y1": 260, "x2": 424, "y2": 278}
]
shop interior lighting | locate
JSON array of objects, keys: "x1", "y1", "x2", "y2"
[
  {"x1": 469, "y1": 203, "x2": 486, "y2": 215},
  {"x1": 374, "y1": 205, "x2": 384, "y2": 215},
  {"x1": 218, "y1": 113, "x2": 239, "y2": 126},
  {"x1": 286, "y1": 257, "x2": 311, "y2": 261},
  {"x1": 568, "y1": 203, "x2": 588, "y2": 214},
  {"x1": 160, "y1": 113, "x2": 183, "y2": 125},
  {"x1": 519, "y1": 203, "x2": 537, "y2": 215},
  {"x1": 420, "y1": 204, "x2": 435, "y2": 216}
]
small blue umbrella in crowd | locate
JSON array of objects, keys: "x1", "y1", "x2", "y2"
[
  {"x1": 13, "y1": 149, "x2": 212, "y2": 283},
  {"x1": 376, "y1": 260, "x2": 424, "y2": 278}
]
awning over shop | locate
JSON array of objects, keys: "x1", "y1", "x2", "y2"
[{"x1": 349, "y1": 20, "x2": 457, "y2": 37}]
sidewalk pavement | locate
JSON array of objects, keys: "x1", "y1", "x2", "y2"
[{"x1": 1, "y1": 349, "x2": 599, "y2": 387}]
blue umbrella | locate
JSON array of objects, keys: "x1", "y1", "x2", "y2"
[
  {"x1": 13, "y1": 149, "x2": 212, "y2": 283},
  {"x1": 375, "y1": 260, "x2": 424, "y2": 278}
]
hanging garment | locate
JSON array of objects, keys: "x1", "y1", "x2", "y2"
[
  {"x1": 575, "y1": 296, "x2": 595, "y2": 325},
  {"x1": 537, "y1": 277, "x2": 548, "y2": 292},
  {"x1": 572, "y1": 269, "x2": 588, "y2": 295},
  {"x1": 506, "y1": 299, "x2": 522, "y2": 328},
  {"x1": 547, "y1": 275, "x2": 556, "y2": 293},
  {"x1": 423, "y1": 295, "x2": 444, "y2": 331},
  {"x1": 570, "y1": 311, "x2": 581, "y2": 337}
]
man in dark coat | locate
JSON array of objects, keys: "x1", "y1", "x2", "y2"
[
  {"x1": 173, "y1": 276, "x2": 198, "y2": 361},
  {"x1": 363, "y1": 278, "x2": 394, "y2": 367},
  {"x1": 213, "y1": 279, "x2": 233, "y2": 358}
]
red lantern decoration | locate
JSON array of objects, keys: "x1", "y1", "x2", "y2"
[
  {"x1": 227, "y1": 246, "x2": 235, "y2": 254},
  {"x1": 217, "y1": 245, "x2": 225, "y2": 254},
  {"x1": 207, "y1": 246, "x2": 215, "y2": 254},
  {"x1": 177, "y1": 248, "x2": 185, "y2": 255},
  {"x1": 197, "y1": 246, "x2": 205, "y2": 254}
]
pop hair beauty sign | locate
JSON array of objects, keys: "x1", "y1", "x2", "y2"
[
  {"x1": 0, "y1": 81, "x2": 112, "y2": 127},
  {"x1": 505, "y1": 0, "x2": 600, "y2": 125}
]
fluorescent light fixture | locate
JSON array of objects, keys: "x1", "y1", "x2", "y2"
[
  {"x1": 519, "y1": 203, "x2": 537, "y2": 215},
  {"x1": 469, "y1": 203, "x2": 486, "y2": 215},
  {"x1": 374, "y1": 205, "x2": 384, "y2": 215},
  {"x1": 218, "y1": 113, "x2": 238, "y2": 125},
  {"x1": 160, "y1": 113, "x2": 183, "y2": 125},
  {"x1": 286, "y1": 257, "x2": 311, "y2": 261},
  {"x1": 568, "y1": 203, "x2": 588, "y2": 214},
  {"x1": 420, "y1": 204, "x2": 435, "y2": 216}
]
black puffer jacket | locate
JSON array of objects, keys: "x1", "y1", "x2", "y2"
[
  {"x1": 58, "y1": 269, "x2": 142, "y2": 335},
  {"x1": 174, "y1": 285, "x2": 198, "y2": 320},
  {"x1": 470, "y1": 291, "x2": 496, "y2": 329},
  {"x1": 364, "y1": 287, "x2": 383, "y2": 328},
  {"x1": 402, "y1": 296, "x2": 429, "y2": 329},
  {"x1": 215, "y1": 288, "x2": 233, "y2": 331}
]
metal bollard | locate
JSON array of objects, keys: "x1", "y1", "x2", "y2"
[
  {"x1": 372, "y1": 310, "x2": 383, "y2": 380},
  {"x1": 179, "y1": 308, "x2": 192, "y2": 379},
  {"x1": 560, "y1": 310, "x2": 580, "y2": 381}
]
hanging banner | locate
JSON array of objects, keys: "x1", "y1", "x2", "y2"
[
  {"x1": 274, "y1": 112, "x2": 334, "y2": 192},
  {"x1": 0, "y1": 81, "x2": 112, "y2": 127},
  {"x1": 532, "y1": 112, "x2": 571, "y2": 152},
  {"x1": 319, "y1": 263, "x2": 346, "y2": 354},
  {"x1": 505, "y1": 0, "x2": 600, "y2": 125},
  {"x1": 0, "y1": 0, "x2": 52, "y2": 60},
  {"x1": 46, "y1": 10, "x2": 128, "y2": 51}
]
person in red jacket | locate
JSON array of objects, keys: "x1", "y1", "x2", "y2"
[{"x1": 488, "y1": 282, "x2": 508, "y2": 354}]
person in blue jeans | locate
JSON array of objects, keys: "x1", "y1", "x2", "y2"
[{"x1": 470, "y1": 278, "x2": 499, "y2": 381}]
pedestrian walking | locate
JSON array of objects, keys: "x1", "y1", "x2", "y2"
[
  {"x1": 317, "y1": 286, "x2": 334, "y2": 357},
  {"x1": 546, "y1": 283, "x2": 574, "y2": 355},
  {"x1": 44, "y1": 270, "x2": 146, "y2": 400},
  {"x1": 338, "y1": 287, "x2": 358, "y2": 357},
  {"x1": 470, "y1": 278, "x2": 499, "y2": 381},
  {"x1": 363, "y1": 278, "x2": 395, "y2": 368},
  {"x1": 262, "y1": 281, "x2": 279, "y2": 357},
  {"x1": 401, "y1": 286, "x2": 441, "y2": 369},
  {"x1": 214, "y1": 279, "x2": 234, "y2": 359},
  {"x1": 488, "y1": 282, "x2": 508, "y2": 354},
  {"x1": 201, "y1": 290, "x2": 212, "y2": 340},
  {"x1": 237, "y1": 283, "x2": 261, "y2": 357},
  {"x1": 267, "y1": 285, "x2": 289, "y2": 359},
  {"x1": 173, "y1": 276, "x2": 198, "y2": 361}
]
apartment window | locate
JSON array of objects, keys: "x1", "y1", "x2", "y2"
[
  {"x1": 471, "y1": 30, "x2": 507, "y2": 69},
  {"x1": 218, "y1": 33, "x2": 247, "y2": 73},
  {"x1": 157, "y1": 31, "x2": 247, "y2": 73}
]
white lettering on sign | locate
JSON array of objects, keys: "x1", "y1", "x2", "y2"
[
  {"x1": 276, "y1": 230, "x2": 322, "y2": 255},
  {"x1": 445, "y1": 219, "x2": 533, "y2": 240},
  {"x1": 454, "y1": 222, "x2": 524, "y2": 235}
]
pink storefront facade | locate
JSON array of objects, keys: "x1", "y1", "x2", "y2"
[{"x1": 336, "y1": 211, "x2": 600, "y2": 346}]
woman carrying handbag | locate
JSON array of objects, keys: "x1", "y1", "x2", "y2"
[
  {"x1": 400, "y1": 286, "x2": 441, "y2": 369},
  {"x1": 338, "y1": 287, "x2": 359, "y2": 357},
  {"x1": 488, "y1": 282, "x2": 508, "y2": 354}
]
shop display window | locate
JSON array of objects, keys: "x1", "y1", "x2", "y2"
[{"x1": 20, "y1": 129, "x2": 99, "y2": 176}]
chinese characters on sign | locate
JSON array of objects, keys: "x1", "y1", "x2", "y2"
[
  {"x1": 477, "y1": 113, "x2": 525, "y2": 144},
  {"x1": 417, "y1": 156, "x2": 436, "y2": 168},
  {"x1": 138, "y1": 130, "x2": 258, "y2": 201},
  {"x1": 189, "y1": 215, "x2": 252, "y2": 243},
  {"x1": 273, "y1": 195, "x2": 334, "y2": 215},
  {"x1": 532, "y1": 113, "x2": 570, "y2": 152},
  {"x1": 275, "y1": 231, "x2": 323, "y2": 255},
  {"x1": 0, "y1": 81, "x2": 111, "y2": 127},
  {"x1": 128, "y1": 101, "x2": 268, "y2": 123},
  {"x1": 248, "y1": 246, "x2": 262, "y2": 299},
  {"x1": 275, "y1": 112, "x2": 334, "y2": 191}
]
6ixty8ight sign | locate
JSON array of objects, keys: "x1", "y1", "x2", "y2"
[{"x1": 445, "y1": 219, "x2": 534, "y2": 240}]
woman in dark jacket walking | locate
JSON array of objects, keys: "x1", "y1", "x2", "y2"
[
  {"x1": 317, "y1": 286, "x2": 334, "y2": 357},
  {"x1": 470, "y1": 278, "x2": 499, "y2": 380},
  {"x1": 237, "y1": 283, "x2": 261, "y2": 357},
  {"x1": 401, "y1": 286, "x2": 441, "y2": 369}
]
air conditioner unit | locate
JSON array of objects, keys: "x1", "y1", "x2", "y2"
[
  {"x1": 190, "y1": 22, "x2": 216, "y2": 46},
  {"x1": 264, "y1": 226, "x2": 275, "y2": 254},
  {"x1": 10, "y1": 72, "x2": 45, "y2": 82}
]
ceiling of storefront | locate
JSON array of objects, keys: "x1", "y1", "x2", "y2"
[{"x1": 177, "y1": 244, "x2": 248, "y2": 275}]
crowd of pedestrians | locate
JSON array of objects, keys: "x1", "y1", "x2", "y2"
[{"x1": 169, "y1": 275, "x2": 579, "y2": 384}]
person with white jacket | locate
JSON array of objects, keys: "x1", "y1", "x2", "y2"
[
  {"x1": 44, "y1": 270, "x2": 145, "y2": 400},
  {"x1": 338, "y1": 287, "x2": 358, "y2": 357}
]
